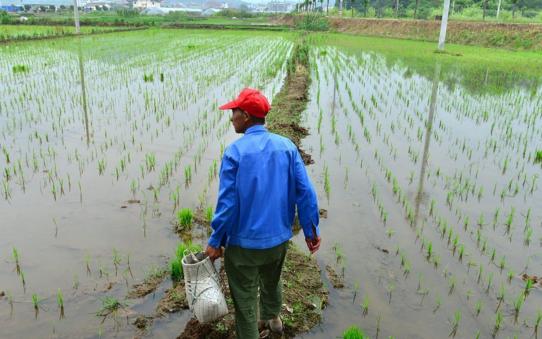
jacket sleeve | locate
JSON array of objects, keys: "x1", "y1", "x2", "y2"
[
  {"x1": 293, "y1": 148, "x2": 320, "y2": 240},
  {"x1": 208, "y1": 147, "x2": 239, "y2": 248}
]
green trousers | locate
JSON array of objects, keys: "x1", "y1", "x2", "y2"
[{"x1": 224, "y1": 241, "x2": 289, "y2": 339}]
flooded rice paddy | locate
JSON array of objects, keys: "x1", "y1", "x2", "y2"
[{"x1": 1, "y1": 29, "x2": 541, "y2": 338}]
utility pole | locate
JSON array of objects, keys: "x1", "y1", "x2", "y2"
[
  {"x1": 73, "y1": 0, "x2": 80, "y2": 34},
  {"x1": 437, "y1": 0, "x2": 450, "y2": 51}
]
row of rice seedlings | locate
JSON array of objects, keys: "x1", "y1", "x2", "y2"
[{"x1": 314, "y1": 47, "x2": 542, "y2": 337}]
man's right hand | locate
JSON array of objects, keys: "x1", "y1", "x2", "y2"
[
  {"x1": 205, "y1": 245, "x2": 223, "y2": 263},
  {"x1": 305, "y1": 236, "x2": 321, "y2": 254}
]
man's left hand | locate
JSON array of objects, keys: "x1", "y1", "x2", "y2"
[{"x1": 205, "y1": 245, "x2": 223, "y2": 262}]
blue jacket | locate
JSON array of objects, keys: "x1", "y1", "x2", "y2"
[{"x1": 208, "y1": 124, "x2": 320, "y2": 249}]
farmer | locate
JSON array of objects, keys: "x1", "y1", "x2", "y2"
[{"x1": 205, "y1": 88, "x2": 321, "y2": 339}]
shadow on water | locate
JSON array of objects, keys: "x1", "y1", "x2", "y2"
[
  {"x1": 77, "y1": 36, "x2": 91, "y2": 146},
  {"x1": 414, "y1": 62, "x2": 440, "y2": 226}
]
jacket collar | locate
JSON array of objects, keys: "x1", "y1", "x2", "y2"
[{"x1": 245, "y1": 124, "x2": 267, "y2": 135}]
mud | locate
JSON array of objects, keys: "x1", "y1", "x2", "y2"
[
  {"x1": 155, "y1": 282, "x2": 189, "y2": 316},
  {"x1": 267, "y1": 43, "x2": 313, "y2": 165},
  {"x1": 325, "y1": 265, "x2": 345, "y2": 289},
  {"x1": 127, "y1": 270, "x2": 168, "y2": 299}
]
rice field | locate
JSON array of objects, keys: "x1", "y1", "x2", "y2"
[
  {"x1": 1, "y1": 28, "x2": 541, "y2": 338},
  {"x1": 0, "y1": 24, "x2": 129, "y2": 42}
]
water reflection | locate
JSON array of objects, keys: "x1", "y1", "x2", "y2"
[
  {"x1": 77, "y1": 36, "x2": 91, "y2": 145},
  {"x1": 414, "y1": 63, "x2": 441, "y2": 227}
]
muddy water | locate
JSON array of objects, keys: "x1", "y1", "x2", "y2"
[
  {"x1": 0, "y1": 29, "x2": 291, "y2": 338},
  {"x1": 1, "y1": 29, "x2": 541, "y2": 339},
  {"x1": 300, "y1": 47, "x2": 542, "y2": 338}
]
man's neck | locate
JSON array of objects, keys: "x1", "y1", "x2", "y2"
[{"x1": 243, "y1": 122, "x2": 265, "y2": 133}]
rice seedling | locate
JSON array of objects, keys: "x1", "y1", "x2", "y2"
[
  {"x1": 184, "y1": 165, "x2": 192, "y2": 185},
  {"x1": 448, "y1": 276, "x2": 456, "y2": 295},
  {"x1": 507, "y1": 270, "x2": 515, "y2": 284},
  {"x1": 475, "y1": 300, "x2": 482, "y2": 316},
  {"x1": 112, "y1": 248, "x2": 121, "y2": 276},
  {"x1": 20, "y1": 270, "x2": 26, "y2": 291},
  {"x1": 205, "y1": 206, "x2": 214, "y2": 224},
  {"x1": 426, "y1": 241, "x2": 433, "y2": 260},
  {"x1": 496, "y1": 285, "x2": 505, "y2": 311},
  {"x1": 433, "y1": 295, "x2": 442, "y2": 313},
  {"x1": 386, "y1": 227, "x2": 395, "y2": 238},
  {"x1": 323, "y1": 165, "x2": 330, "y2": 200},
  {"x1": 361, "y1": 294, "x2": 369, "y2": 316},
  {"x1": 534, "y1": 150, "x2": 542, "y2": 164},
  {"x1": 73, "y1": 274, "x2": 80, "y2": 290},
  {"x1": 498, "y1": 256, "x2": 506, "y2": 272},
  {"x1": 524, "y1": 277, "x2": 535, "y2": 297},
  {"x1": 97, "y1": 159, "x2": 106, "y2": 175},
  {"x1": 513, "y1": 292, "x2": 525, "y2": 323},
  {"x1": 352, "y1": 281, "x2": 359, "y2": 303},
  {"x1": 387, "y1": 282, "x2": 395, "y2": 304},
  {"x1": 12, "y1": 64, "x2": 29, "y2": 73},
  {"x1": 505, "y1": 207, "x2": 515, "y2": 233},
  {"x1": 96, "y1": 296, "x2": 128, "y2": 317},
  {"x1": 449, "y1": 310, "x2": 461, "y2": 337},
  {"x1": 486, "y1": 272, "x2": 494, "y2": 293},
  {"x1": 12, "y1": 247, "x2": 20, "y2": 274},
  {"x1": 57, "y1": 288, "x2": 64, "y2": 319},
  {"x1": 170, "y1": 257, "x2": 182, "y2": 281},
  {"x1": 524, "y1": 226, "x2": 533, "y2": 246},
  {"x1": 342, "y1": 325, "x2": 367, "y2": 339},
  {"x1": 534, "y1": 310, "x2": 542, "y2": 338},
  {"x1": 177, "y1": 208, "x2": 193, "y2": 230},
  {"x1": 493, "y1": 310, "x2": 503, "y2": 336},
  {"x1": 31, "y1": 293, "x2": 44, "y2": 319}
]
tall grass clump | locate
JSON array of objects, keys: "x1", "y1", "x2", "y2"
[
  {"x1": 170, "y1": 241, "x2": 202, "y2": 281},
  {"x1": 177, "y1": 208, "x2": 193, "y2": 230},
  {"x1": 342, "y1": 325, "x2": 367, "y2": 339}
]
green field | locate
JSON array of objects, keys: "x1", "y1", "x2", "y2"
[{"x1": 0, "y1": 24, "x2": 130, "y2": 41}]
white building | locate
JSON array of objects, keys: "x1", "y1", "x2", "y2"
[{"x1": 133, "y1": 0, "x2": 161, "y2": 10}]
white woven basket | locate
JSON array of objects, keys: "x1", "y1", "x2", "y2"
[{"x1": 182, "y1": 251, "x2": 228, "y2": 323}]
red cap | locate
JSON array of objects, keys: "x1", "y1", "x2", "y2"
[{"x1": 219, "y1": 88, "x2": 271, "y2": 118}]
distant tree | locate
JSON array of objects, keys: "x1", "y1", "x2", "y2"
[
  {"x1": 362, "y1": 0, "x2": 369, "y2": 15},
  {"x1": 511, "y1": 0, "x2": 519, "y2": 17},
  {"x1": 23, "y1": 4, "x2": 31, "y2": 11}
]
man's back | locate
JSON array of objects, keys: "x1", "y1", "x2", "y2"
[{"x1": 208, "y1": 124, "x2": 319, "y2": 250}]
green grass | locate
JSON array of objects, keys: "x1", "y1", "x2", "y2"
[
  {"x1": 311, "y1": 32, "x2": 542, "y2": 93},
  {"x1": 0, "y1": 24, "x2": 124, "y2": 41},
  {"x1": 177, "y1": 208, "x2": 193, "y2": 229},
  {"x1": 342, "y1": 325, "x2": 368, "y2": 339},
  {"x1": 170, "y1": 241, "x2": 203, "y2": 281}
]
